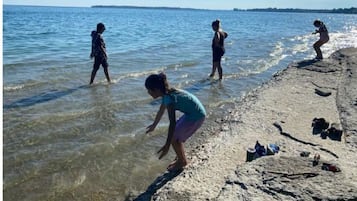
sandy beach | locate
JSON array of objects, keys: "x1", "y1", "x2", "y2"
[{"x1": 132, "y1": 47, "x2": 357, "y2": 201}]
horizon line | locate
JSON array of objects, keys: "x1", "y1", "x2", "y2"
[{"x1": 4, "y1": 4, "x2": 356, "y2": 11}]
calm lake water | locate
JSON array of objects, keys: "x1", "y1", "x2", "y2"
[{"x1": 3, "y1": 5, "x2": 357, "y2": 201}]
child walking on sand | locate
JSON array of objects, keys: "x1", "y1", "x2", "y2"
[
  {"x1": 210, "y1": 19, "x2": 228, "y2": 80},
  {"x1": 312, "y1": 19, "x2": 329, "y2": 60},
  {"x1": 90, "y1": 22, "x2": 111, "y2": 85},
  {"x1": 145, "y1": 73, "x2": 206, "y2": 171}
]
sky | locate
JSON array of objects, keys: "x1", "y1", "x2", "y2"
[{"x1": 3, "y1": 0, "x2": 357, "y2": 10}]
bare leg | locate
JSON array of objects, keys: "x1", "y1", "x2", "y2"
[
  {"x1": 217, "y1": 61, "x2": 223, "y2": 80},
  {"x1": 313, "y1": 40, "x2": 325, "y2": 59},
  {"x1": 168, "y1": 140, "x2": 188, "y2": 171},
  {"x1": 90, "y1": 58, "x2": 100, "y2": 85},
  {"x1": 210, "y1": 64, "x2": 217, "y2": 77},
  {"x1": 104, "y1": 67, "x2": 111, "y2": 83},
  {"x1": 90, "y1": 68, "x2": 99, "y2": 84}
]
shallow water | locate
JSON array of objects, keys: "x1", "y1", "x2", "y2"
[{"x1": 3, "y1": 5, "x2": 357, "y2": 200}]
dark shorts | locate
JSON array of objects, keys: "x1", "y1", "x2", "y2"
[
  {"x1": 212, "y1": 48, "x2": 225, "y2": 62},
  {"x1": 93, "y1": 56, "x2": 109, "y2": 70}
]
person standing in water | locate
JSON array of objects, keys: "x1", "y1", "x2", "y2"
[
  {"x1": 90, "y1": 22, "x2": 111, "y2": 85},
  {"x1": 145, "y1": 73, "x2": 206, "y2": 171},
  {"x1": 210, "y1": 19, "x2": 228, "y2": 80},
  {"x1": 312, "y1": 19, "x2": 329, "y2": 60}
]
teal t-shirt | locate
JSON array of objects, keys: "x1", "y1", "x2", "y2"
[{"x1": 162, "y1": 89, "x2": 206, "y2": 121}]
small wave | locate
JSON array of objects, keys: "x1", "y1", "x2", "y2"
[
  {"x1": 165, "y1": 60, "x2": 200, "y2": 70},
  {"x1": 110, "y1": 69, "x2": 166, "y2": 84},
  {"x1": 4, "y1": 84, "x2": 26, "y2": 92},
  {"x1": 291, "y1": 43, "x2": 310, "y2": 55},
  {"x1": 326, "y1": 30, "x2": 357, "y2": 55},
  {"x1": 34, "y1": 31, "x2": 58, "y2": 35},
  {"x1": 3, "y1": 80, "x2": 50, "y2": 93},
  {"x1": 110, "y1": 61, "x2": 200, "y2": 83},
  {"x1": 269, "y1": 41, "x2": 284, "y2": 57},
  {"x1": 246, "y1": 41, "x2": 287, "y2": 75}
]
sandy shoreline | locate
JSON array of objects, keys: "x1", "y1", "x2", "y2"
[{"x1": 132, "y1": 48, "x2": 357, "y2": 201}]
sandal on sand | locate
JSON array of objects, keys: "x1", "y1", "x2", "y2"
[
  {"x1": 322, "y1": 163, "x2": 341, "y2": 172},
  {"x1": 313, "y1": 153, "x2": 320, "y2": 166}
]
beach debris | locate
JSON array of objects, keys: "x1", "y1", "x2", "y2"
[
  {"x1": 273, "y1": 122, "x2": 283, "y2": 133},
  {"x1": 319, "y1": 147, "x2": 339, "y2": 158},
  {"x1": 314, "y1": 88, "x2": 332, "y2": 97}
]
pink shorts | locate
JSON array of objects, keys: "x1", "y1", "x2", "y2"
[{"x1": 173, "y1": 115, "x2": 205, "y2": 142}]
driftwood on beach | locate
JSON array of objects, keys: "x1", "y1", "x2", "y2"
[{"x1": 131, "y1": 48, "x2": 357, "y2": 201}]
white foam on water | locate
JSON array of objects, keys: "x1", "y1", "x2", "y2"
[
  {"x1": 324, "y1": 26, "x2": 357, "y2": 57},
  {"x1": 4, "y1": 84, "x2": 26, "y2": 92},
  {"x1": 250, "y1": 41, "x2": 287, "y2": 74}
]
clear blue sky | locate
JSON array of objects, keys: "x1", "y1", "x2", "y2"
[{"x1": 3, "y1": 0, "x2": 357, "y2": 10}]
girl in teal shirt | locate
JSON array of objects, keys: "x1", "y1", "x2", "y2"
[{"x1": 145, "y1": 73, "x2": 206, "y2": 171}]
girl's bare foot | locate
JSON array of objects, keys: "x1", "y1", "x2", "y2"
[
  {"x1": 167, "y1": 160, "x2": 189, "y2": 171},
  {"x1": 167, "y1": 157, "x2": 178, "y2": 170},
  {"x1": 167, "y1": 161, "x2": 177, "y2": 170}
]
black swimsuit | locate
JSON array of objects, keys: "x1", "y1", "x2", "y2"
[{"x1": 212, "y1": 31, "x2": 226, "y2": 62}]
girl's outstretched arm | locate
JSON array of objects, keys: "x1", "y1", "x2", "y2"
[
  {"x1": 146, "y1": 104, "x2": 166, "y2": 133},
  {"x1": 158, "y1": 104, "x2": 176, "y2": 159}
]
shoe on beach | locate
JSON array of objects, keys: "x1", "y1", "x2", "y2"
[
  {"x1": 300, "y1": 151, "x2": 311, "y2": 157},
  {"x1": 312, "y1": 118, "x2": 329, "y2": 134},
  {"x1": 314, "y1": 88, "x2": 332, "y2": 97},
  {"x1": 320, "y1": 130, "x2": 329, "y2": 139},
  {"x1": 267, "y1": 144, "x2": 280, "y2": 155},
  {"x1": 246, "y1": 147, "x2": 256, "y2": 162},
  {"x1": 254, "y1": 141, "x2": 266, "y2": 157},
  {"x1": 327, "y1": 127, "x2": 343, "y2": 141},
  {"x1": 322, "y1": 163, "x2": 341, "y2": 172}
]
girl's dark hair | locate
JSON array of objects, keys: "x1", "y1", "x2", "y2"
[
  {"x1": 145, "y1": 72, "x2": 172, "y2": 94},
  {"x1": 97, "y1": 23, "x2": 105, "y2": 31},
  {"x1": 313, "y1": 20, "x2": 322, "y2": 26},
  {"x1": 212, "y1": 19, "x2": 220, "y2": 27}
]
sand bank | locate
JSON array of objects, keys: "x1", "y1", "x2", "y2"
[{"x1": 133, "y1": 48, "x2": 357, "y2": 201}]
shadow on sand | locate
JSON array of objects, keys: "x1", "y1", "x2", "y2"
[
  {"x1": 129, "y1": 169, "x2": 183, "y2": 201},
  {"x1": 294, "y1": 59, "x2": 318, "y2": 68},
  {"x1": 4, "y1": 85, "x2": 88, "y2": 109}
]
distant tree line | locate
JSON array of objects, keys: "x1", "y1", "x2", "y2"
[{"x1": 233, "y1": 7, "x2": 357, "y2": 14}]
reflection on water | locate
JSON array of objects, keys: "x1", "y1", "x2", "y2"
[{"x1": 4, "y1": 85, "x2": 88, "y2": 109}]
